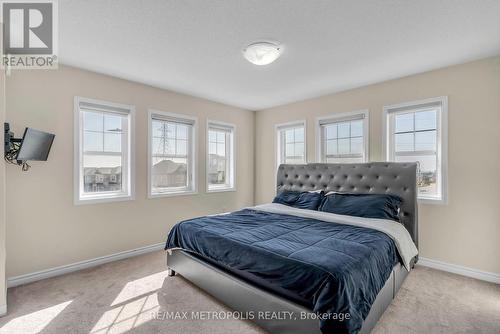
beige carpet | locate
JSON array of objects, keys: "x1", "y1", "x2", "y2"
[{"x1": 0, "y1": 251, "x2": 499, "y2": 334}]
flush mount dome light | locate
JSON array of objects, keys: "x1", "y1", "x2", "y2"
[{"x1": 242, "y1": 42, "x2": 282, "y2": 65}]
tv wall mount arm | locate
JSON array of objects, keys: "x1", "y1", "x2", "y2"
[{"x1": 4, "y1": 123, "x2": 30, "y2": 171}]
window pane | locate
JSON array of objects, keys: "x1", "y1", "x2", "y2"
[
  {"x1": 152, "y1": 137, "x2": 164, "y2": 155},
  {"x1": 325, "y1": 124, "x2": 337, "y2": 139},
  {"x1": 336, "y1": 157, "x2": 364, "y2": 163},
  {"x1": 209, "y1": 126, "x2": 234, "y2": 188},
  {"x1": 208, "y1": 130, "x2": 217, "y2": 143},
  {"x1": 164, "y1": 139, "x2": 175, "y2": 155},
  {"x1": 209, "y1": 142, "x2": 217, "y2": 155},
  {"x1": 326, "y1": 139, "x2": 337, "y2": 155},
  {"x1": 395, "y1": 133, "x2": 414, "y2": 152},
  {"x1": 79, "y1": 106, "x2": 131, "y2": 201},
  {"x1": 415, "y1": 110, "x2": 436, "y2": 131},
  {"x1": 216, "y1": 131, "x2": 225, "y2": 142},
  {"x1": 395, "y1": 113, "x2": 414, "y2": 133},
  {"x1": 151, "y1": 157, "x2": 188, "y2": 190},
  {"x1": 151, "y1": 118, "x2": 195, "y2": 193},
  {"x1": 415, "y1": 130, "x2": 436, "y2": 151},
  {"x1": 278, "y1": 125, "x2": 305, "y2": 165},
  {"x1": 338, "y1": 138, "x2": 350, "y2": 154},
  {"x1": 389, "y1": 103, "x2": 444, "y2": 200},
  {"x1": 338, "y1": 122, "x2": 350, "y2": 138},
  {"x1": 286, "y1": 158, "x2": 304, "y2": 164},
  {"x1": 83, "y1": 154, "x2": 122, "y2": 193},
  {"x1": 295, "y1": 143, "x2": 304, "y2": 158},
  {"x1": 217, "y1": 143, "x2": 225, "y2": 156},
  {"x1": 176, "y1": 139, "x2": 187, "y2": 156},
  {"x1": 294, "y1": 128, "x2": 304, "y2": 142},
  {"x1": 325, "y1": 157, "x2": 335, "y2": 163},
  {"x1": 166, "y1": 124, "x2": 176, "y2": 138},
  {"x1": 208, "y1": 155, "x2": 226, "y2": 185},
  {"x1": 104, "y1": 133, "x2": 121, "y2": 152},
  {"x1": 84, "y1": 131, "x2": 103, "y2": 152},
  {"x1": 351, "y1": 137, "x2": 363, "y2": 154},
  {"x1": 286, "y1": 143, "x2": 295, "y2": 157},
  {"x1": 83, "y1": 112, "x2": 103, "y2": 132},
  {"x1": 350, "y1": 120, "x2": 363, "y2": 137},
  {"x1": 395, "y1": 154, "x2": 437, "y2": 196},
  {"x1": 394, "y1": 154, "x2": 437, "y2": 172},
  {"x1": 152, "y1": 120, "x2": 164, "y2": 137},
  {"x1": 104, "y1": 114, "x2": 122, "y2": 132},
  {"x1": 177, "y1": 125, "x2": 188, "y2": 140}
]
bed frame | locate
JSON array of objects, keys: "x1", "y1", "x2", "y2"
[{"x1": 166, "y1": 162, "x2": 418, "y2": 333}]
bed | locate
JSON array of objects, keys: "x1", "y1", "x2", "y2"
[{"x1": 165, "y1": 162, "x2": 419, "y2": 334}]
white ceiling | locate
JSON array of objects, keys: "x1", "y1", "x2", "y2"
[{"x1": 60, "y1": 0, "x2": 500, "y2": 110}]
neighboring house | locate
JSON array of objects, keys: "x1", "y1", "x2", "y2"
[
  {"x1": 84, "y1": 166, "x2": 122, "y2": 192},
  {"x1": 152, "y1": 160, "x2": 187, "y2": 188},
  {"x1": 207, "y1": 154, "x2": 226, "y2": 184},
  {"x1": 420, "y1": 171, "x2": 436, "y2": 186}
]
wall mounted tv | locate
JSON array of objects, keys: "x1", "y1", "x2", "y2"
[
  {"x1": 4, "y1": 123, "x2": 55, "y2": 170},
  {"x1": 16, "y1": 128, "x2": 55, "y2": 161}
]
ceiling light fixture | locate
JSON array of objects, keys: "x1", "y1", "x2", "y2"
[{"x1": 242, "y1": 42, "x2": 282, "y2": 66}]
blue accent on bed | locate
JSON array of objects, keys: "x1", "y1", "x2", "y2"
[
  {"x1": 319, "y1": 193, "x2": 402, "y2": 222},
  {"x1": 272, "y1": 190, "x2": 324, "y2": 210},
  {"x1": 165, "y1": 209, "x2": 399, "y2": 334}
]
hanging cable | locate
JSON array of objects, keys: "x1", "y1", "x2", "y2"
[{"x1": 4, "y1": 142, "x2": 30, "y2": 171}]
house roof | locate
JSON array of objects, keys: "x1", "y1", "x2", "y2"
[{"x1": 152, "y1": 160, "x2": 187, "y2": 175}]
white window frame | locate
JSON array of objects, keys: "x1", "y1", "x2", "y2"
[
  {"x1": 206, "y1": 120, "x2": 236, "y2": 193},
  {"x1": 148, "y1": 109, "x2": 197, "y2": 198},
  {"x1": 383, "y1": 96, "x2": 448, "y2": 204},
  {"x1": 74, "y1": 96, "x2": 135, "y2": 205},
  {"x1": 275, "y1": 120, "x2": 307, "y2": 171},
  {"x1": 316, "y1": 110, "x2": 369, "y2": 163}
]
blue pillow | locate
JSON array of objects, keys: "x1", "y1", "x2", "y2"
[
  {"x1": 273, "y1": 190, "x2": 324, "y2": 210},
  {"x1": 318, "y1": 193, "x2": 402, "y2": 222}
]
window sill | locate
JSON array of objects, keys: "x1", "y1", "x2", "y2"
[
  {"x1": 75, "y1": 194, "x2": 134, "y2": 205},
  {"x1": 149, "y1": 190, "x2": 198, "y2": 199},
  {"x1": 207, "y1": 186, "x2": 236, "y2": 193}
]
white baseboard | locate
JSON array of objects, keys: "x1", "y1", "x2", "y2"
[
  {"x1": 418, "y1": 257, "x2": 500, "y2": 284},
  {"x1": 0, "y1": 303, "x2": 6, "y2": 316},
  {"x1": 7, "y1": 242, "x2": 165, "y2": 288}
]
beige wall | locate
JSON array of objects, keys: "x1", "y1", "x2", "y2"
[
  {"x1": 256, "y1": 56, "x2": 500, "y2": 274},
  {"x1": 5, "y1": 65, "x2": 255, "y2": 278},
  {"x1": 0, "y1": 57, "x2": 7, "y2": 312}
]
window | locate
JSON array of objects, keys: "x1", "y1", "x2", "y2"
[
  {"x1": 276, "y1": 121, "x2": 306, "y2": 167},
  {"x1": 317, "y1": 110, "x2": 369, "y2": 163},
  {"x1": 74, "y1": 97, "x2": 135, "y2": 204},
  {"x1": 207, "y1": 121, "x2": 235, "y2": 192},
  {"x1": 384, "y1": 97, "x2": 448, "y2": 203},
  {"x1": 148, "y1": 110, "x2": 196, "y2": 197}
]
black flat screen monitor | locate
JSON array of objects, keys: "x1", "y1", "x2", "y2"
[{"x1": 16, "y1": 128, "x2": 55, "y2": 161}]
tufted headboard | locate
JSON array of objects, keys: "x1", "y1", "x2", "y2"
[{"x1": 276, "y1": 162, "x2": 418, "y2": 248}]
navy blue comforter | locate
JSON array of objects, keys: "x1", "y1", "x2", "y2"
[{"x1": 165, "y1": 209, "x2": 398, "y2": 334}]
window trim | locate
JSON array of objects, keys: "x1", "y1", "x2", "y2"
[
  {"x1": 315, "y1": 110, "x2": 369, "y2": 163},
  {"x1": 275, "y1": 120, "x2": 307, "y2": 171},
  {"x1": 147, "y1": 109, "x2": 198, "y2": 198},
  {"x1": 206, "y1": 120, "x2": 236, "y2": 193},
  {"x1": 73, "y1": 96, "x2": 136, "y2": 205},
  {"x1": 383, "y1": 96, "x2": 448, "y2": 204}
]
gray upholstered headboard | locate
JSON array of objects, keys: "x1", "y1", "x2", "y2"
[{"x1": 276, "y1": 162, "x2": 418, "y2": 248}]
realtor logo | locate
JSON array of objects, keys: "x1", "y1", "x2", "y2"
[{"x1": 1, "y1": 0, "x2": 58, "y2": 69}]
